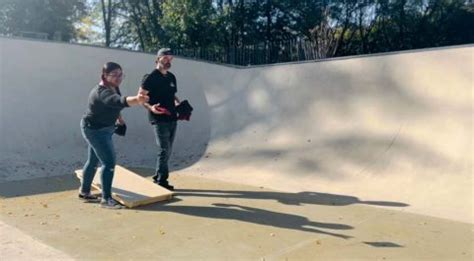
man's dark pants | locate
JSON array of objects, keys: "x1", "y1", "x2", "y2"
[{"x1": 152, "y1": 121, "x2": 177, "y2": 185}]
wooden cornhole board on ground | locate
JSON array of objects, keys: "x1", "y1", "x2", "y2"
[{"x1": 75, "y1": 165, "x2": 173, "y2": 208}]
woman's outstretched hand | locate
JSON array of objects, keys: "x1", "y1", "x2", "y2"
[{"x1": 137, "y1": 88, "x2": 149, "y2": 104}]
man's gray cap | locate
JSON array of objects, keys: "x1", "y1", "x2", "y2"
[{"x1": 157, "y1": 48, "x2": 172, "y2": 58}]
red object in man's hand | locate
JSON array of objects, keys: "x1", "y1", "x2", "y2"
[{"x1": 152, "y1": 104, "x2": 171, "y2": 115}]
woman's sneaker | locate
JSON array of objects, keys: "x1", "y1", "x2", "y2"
[
  {"x1": 100, "y1": 198, "x2": 123, "y2": 209},
  {"x1": 78, "y1": 192, "x2": 100, "y2": 203}
]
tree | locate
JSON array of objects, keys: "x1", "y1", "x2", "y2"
[
  {"x1": 74, "y1": 0, "x2": 474, "y2": 64},
  {"x1": 0, "y1": 0, "x2": 87, "y2": 41},
  {"x1": 100, "y1": 0, "x2": 115, "y2": 47},
  {"x1": 160, "y1": 0, "x2": 219, "y2": 48}
]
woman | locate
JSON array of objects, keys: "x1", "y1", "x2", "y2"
[{"x1": 80, "y1": 62, "x2": 148, "y2": 209}]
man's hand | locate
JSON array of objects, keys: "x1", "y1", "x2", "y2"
[{"x1": 151, "y1": 104, "x2": 171, "y2": 115}]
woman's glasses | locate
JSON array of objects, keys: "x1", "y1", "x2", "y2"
[{"x1": 107, "y1": 73, "x2": 125, "y2": 79}]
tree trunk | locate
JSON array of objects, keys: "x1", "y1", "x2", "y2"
[{"x1": 100, "y1": 0, "x2": 112, "y2": 47}]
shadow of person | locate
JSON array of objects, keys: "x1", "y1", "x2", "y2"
[
  {"x1": 137, "y1": 202, "x2": 353, "y2": 239},
  {"x1": 174, "y1": 189, "x2": 409, "y2": 207}
]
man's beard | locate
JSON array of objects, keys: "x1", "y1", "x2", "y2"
[{"x1": 161, "y1": 62, "x2": 171, "y2": 69}]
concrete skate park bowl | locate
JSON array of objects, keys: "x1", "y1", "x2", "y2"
[
  {"x1": 0, "y1": 34, "x2": 474, "y2": 260},
  {"x1": 0, "y1": 37, "x2": 472, "y2": 259},
  {"x1": 0, "y1": 37, "x2": 474, "y2": 260}
]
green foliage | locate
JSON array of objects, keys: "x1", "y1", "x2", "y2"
[
  {"x1": 4, "y1": 0, "x2": 472, "y2": 62},
  {"x1": 160, "y1": 0, "x2": 218, "y2": 48},
  {"x1": 0, "y1": 0, "x2": 87, "y2": 41}
]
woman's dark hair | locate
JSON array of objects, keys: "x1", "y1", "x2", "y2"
[{"x1": 101, "y1": 62, "x2": 122, "y2": 81}]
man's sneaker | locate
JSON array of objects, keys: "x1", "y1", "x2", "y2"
[
  {"x1": 158, "y1": 183, "x2": 174, "y2": 191},
  {"x1": 100, "y1": 198, "x2": 123, "y2": 209},
  {"x1": 78, "y1": 193, "x2": 100, "y2": 202}
]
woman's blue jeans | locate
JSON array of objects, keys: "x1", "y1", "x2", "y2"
[{"x1": 80, "y1": 119, "x2": 116, "y2": 200}]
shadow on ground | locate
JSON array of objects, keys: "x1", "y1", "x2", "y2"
[
  {"x1": 0, "y1": 174, "x2": 80, "y2": 198},
  {"x1": 0, "y1": 172, "x2": 408, "y2": 209},
  {"x1": 0, "y1": 170, "x2": 407, "y2": 240},
  {"x1": 173, "y1": 189, "x2": 409, "y2": 207},
  {"x1": 136, "y1": 202, "x2": 354, "y2": 239},
  {"x1": 0, "y1": 167, "x2": 155, "y2": 198}
]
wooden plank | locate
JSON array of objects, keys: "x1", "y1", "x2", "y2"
[{"x1": 75, "y1": 165, "x2": 173, "y2": 208}]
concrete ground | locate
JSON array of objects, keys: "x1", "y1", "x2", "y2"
[
  {"x1": 1, "y1": 38, "x2": 472, "y2": 260},
  {"x1": 1, "y1": 168, "x2": 472, "y2": 260}
]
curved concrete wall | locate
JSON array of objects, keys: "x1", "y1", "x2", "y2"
[
  {"x1": 0, "y1": 37, "x2": 211, "y2": 182},
  {"x1": 0, "y1": 37, "x2": 472, "y2": 223},
  {"x1": 186, "y1": 46, "x2": 472, "y2": 223}
]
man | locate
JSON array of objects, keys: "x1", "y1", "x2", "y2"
[{"x1": 141, "y1": 48, "x2": 180, "y2": 191}]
